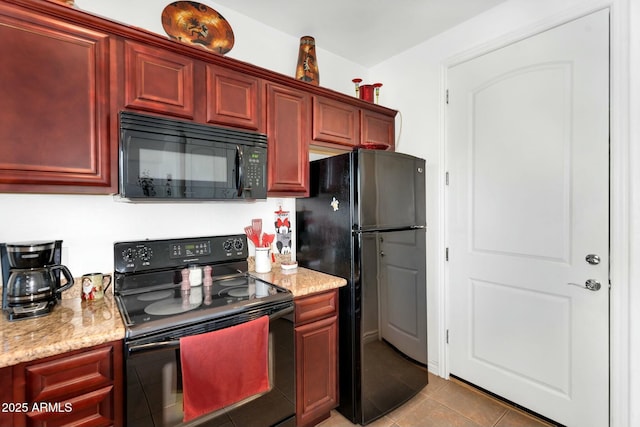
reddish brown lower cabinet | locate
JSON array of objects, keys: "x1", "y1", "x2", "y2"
[
  {"x1": 0, "y1": 1, "x2": 113, "y2": 194},
  {"x1": 266, "y1": 82, "x2": 310, "y2": 196},
  {"x1": 1, "y1": 340, "x2": 123, "y2": 427},
  {"x1": 294, "y1": 289, "x2": 338, "y2": 427}
]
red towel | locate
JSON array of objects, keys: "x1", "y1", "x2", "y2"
[{"x1": 180, "y1": 316, "x2": 270, "y2": 422}]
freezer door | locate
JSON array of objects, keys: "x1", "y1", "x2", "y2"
[
  {"x1": 356, "y1": 150, "x2": 426, "y2": 230},
  {"x1": 377, "y1": 228, "x2": 427, "y2": 364},
  {"x1": 359, "y1": 229, "x2": 427, "y2": 424}
]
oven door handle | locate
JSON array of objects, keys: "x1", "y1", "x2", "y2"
[
  {"x1": 128, "y1": 340, "x2": 180, "y2": 355},
  {"x1": 128, "y1": 303, "x2": 294, "y2": 356}
]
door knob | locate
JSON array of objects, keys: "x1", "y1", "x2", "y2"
[
  {"x1": 585, "y1": 279, "x2": 601, "y2": 291},
  {"x1": 585, "y1": 254, "x2": 600, "y2": 265},
  {"x1": 568, "y1": 279, "x2": 602, "y2": 291}
]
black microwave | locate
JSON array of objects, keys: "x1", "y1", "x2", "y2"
[{"x1": 119, "y1": 112, "x2": 267, "y2": 200}]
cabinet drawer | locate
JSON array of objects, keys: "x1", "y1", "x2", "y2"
[
  {"x1": 25, "y1": 346, "x2": 114, "y2": 402},
  {"x1": 294, "y1": 289, "x2": 338, "y2": 325},
  {"x1": 25, "y1": 385, "x2": 114, "y2": 427}
]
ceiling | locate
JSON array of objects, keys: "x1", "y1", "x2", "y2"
[{"x1": 210, "y1": 0, "x2": 509, "y2": 67}]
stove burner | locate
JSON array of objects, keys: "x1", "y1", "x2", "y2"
[
  {"x1": 219, "y1": 277, "x2": 247, "y2": 287},
  {"x1": 144, "y1": 298, "x2": 201, "y2": 316},
  {"x1": 227, "y1": 288, "x2": 249, "y2": 298},
  {"x1": 137, "y1": 290, "x2": 173, "y2": 301}
]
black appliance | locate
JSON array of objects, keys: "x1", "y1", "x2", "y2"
[
  {"x1": 1, "y1": 240, "x2": 74, "y2": 321},
  {"x1": 296, "y1": 149, "x2": 428, "y2": 425},
  {"x1": 119, "y1": 111, "x2": 268, "y2": 201},
  {"x1": 114, "y1": 234, "x2": 295, "y2": 427}
]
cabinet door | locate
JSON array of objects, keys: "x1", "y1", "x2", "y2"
[
  {"x1": 124, "y1": 40, "x2": 195, "y2": 119},
  {"x1": 312, "y1": 96, "x2": 359, "y2": 147},
  {"x1": 12, "y1": 341, "x2": 123, "y2": 427},
  {"x1": 206, "y1": 64, "x2": 263, "y2": 131},
  {"x1": 361, "y1": 109, "x2": 395, "y2": 150},
  {"x1": 0, "y1": 3, "x2": 112, "y2": 193},
  {"x1": 266, "y1": 83, "x2": 310, "y2": 195},
  {"x1": 295, "y1": 316, "x2": 338, "y2": 427}
]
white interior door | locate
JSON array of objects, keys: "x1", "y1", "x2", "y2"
[{"x1": 446, "y1": 10, "x2": 609, "y2": 427}]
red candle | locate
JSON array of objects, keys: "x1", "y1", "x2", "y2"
[{"x1": 359, "y1": 84, "x2": 374, "y2": 102}]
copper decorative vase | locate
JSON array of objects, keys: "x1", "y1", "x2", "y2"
[{"x1": 295, "y1": 36, "x2": 319, "y2": 85}]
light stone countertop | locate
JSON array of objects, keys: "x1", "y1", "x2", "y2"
[
  {"x1": 0, "y1": 266, "x2": 345, "y2": 368},
  {"x1": 250, "y1": 266, "x2": 347, "y2": 297},
  {"x1": 0, "y1": 294, "x2": 125, "y2": 368}
]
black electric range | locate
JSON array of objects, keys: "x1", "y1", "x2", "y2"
[{"x1": 115, "y1": 234, "x2": 296, "y2": 427}]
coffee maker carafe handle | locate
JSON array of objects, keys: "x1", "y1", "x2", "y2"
[{"x1": 51, "y1": 265, "x2": 75, "y2": 294}]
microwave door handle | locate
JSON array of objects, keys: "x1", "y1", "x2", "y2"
[{"x1": 236, "y1": 145, "x2": 244, "y2": 196}]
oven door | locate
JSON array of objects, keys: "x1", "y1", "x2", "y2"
[{"x1": 124, "y1": 303, "x2": 295, "y2": 427}]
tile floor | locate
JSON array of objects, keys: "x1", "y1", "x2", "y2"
[{"x1": 317, "y1": 373, "x2": 556, "y2": 427}]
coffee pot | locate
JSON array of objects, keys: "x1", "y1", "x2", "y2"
[{"x1": 1, "y1": 240, "x2": 74, "y2": 320}]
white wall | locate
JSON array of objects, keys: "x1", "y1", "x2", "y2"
[{"x1": 0, "y1": 0, "x2": 369, "y2": 277}]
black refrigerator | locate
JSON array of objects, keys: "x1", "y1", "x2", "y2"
[{"x1": 296, "y1": 149, "x2": 428, "y2": 425}]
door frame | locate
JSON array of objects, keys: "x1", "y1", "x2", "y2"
[{"x1": 438, "y1": 1, "x2": 633, "y2": 426}]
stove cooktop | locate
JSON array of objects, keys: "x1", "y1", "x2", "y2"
[
  {"x1": 116, "y1": 273, "x2": 289, "y2": 334},
  {"x1": 113, "y1": 234, "x2": 292, "y2": 340}
]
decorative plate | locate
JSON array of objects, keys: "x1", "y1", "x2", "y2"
[{"x1": 161, "y1": 1, "x2": 234, "y2": 55}]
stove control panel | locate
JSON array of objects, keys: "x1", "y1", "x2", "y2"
[
  {"x1": 169, "y1": 241, "x2": 210, "y2": 259},
  {"x1": 114, "y1": 234, "x2": 248, "y2": 273}
]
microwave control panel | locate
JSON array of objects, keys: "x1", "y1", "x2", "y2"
[{"x1": 244, "y1": 146, "x2": 267, "y2": 198}]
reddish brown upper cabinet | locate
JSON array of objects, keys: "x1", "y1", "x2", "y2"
[
  {"x1": 123, "y1": 40, "x2": 196, "y2": 120},
  {"x1": 0, "y1": 2, "x2": 113, "y2": 194},
  {"x1": 294, "y1": 289, "x2": 339, "y2": 427},
  {"x1": 312, "y1": 96, "x2": 396, "y2": 151},
  {"x1": 312, "y1": 96, "x2": 360, "y2": 147},
  {"x1": 4, "y1": 340, "x2": 123, "y2": 427},
  {"x1": 361, "y1": 109, "x2": 395, "y2": 149},
  {"x1": 266, "y1": 83, "x2": 310, "y2": 196},
  {"x1": 206, "y1": 64, "x2": 263, "y2": 131}
]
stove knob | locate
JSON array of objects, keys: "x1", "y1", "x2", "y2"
[
  {"x1": 223, "y1": 239, "x2": 233, "y2": 252},
  {"x1": 138, "y1": 246, "x2": 153, "y2": 262},
  {"x1": 122, "y1": 247, "x2": 135, "y2": 263},
  {"x1": 233, "y1": 238, "x2": 244, "y2": 251}
]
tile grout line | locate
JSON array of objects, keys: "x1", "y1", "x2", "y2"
[
  {"x1": 492, "y1": 410, "x2": 509, "y2": 427},
  {"x1": 448, "y1": 377, "x2": 557, "y2": 426},
  {"x1": 422, "y1": 394, "x2": 490, "y2": 427}
]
